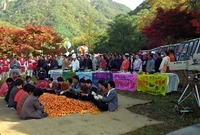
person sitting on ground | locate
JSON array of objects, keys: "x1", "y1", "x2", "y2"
[
  {"x1": 16, "y1": 84, "x2": 35, "y2": 114},
  {"x1": 63, "y1": 75, "x2": 81, "y2": 99},
  {"x1": 0, "y1": 78, "x2": 14, "y2": 97},
  {"x1": 71, "y1": 75, "x2": 81, "y2": 96},
  {"x1": 55, "y1": 77, "x2": 69, "y2": 94},
  {"x1": 97, "y1": 80, "x2": 109, "y2": 96},
  {"x1": 94, "y1": 81, "x2": 118, "y2": 112},
  {"x1": 92, "y1": 80, "x2": 109, "y2": 111},
  {"x1": 77, "y1": 78, "x2": 87, "y2": 95},
  {"x1": 45, "y1": 77, "x2": 57, "y2": 94},
  {"x1": 24, "y1": 76, "x2": 34, "y2": 85},
  {"x1": 20, "y1": 88, "x2": 47, "y2": 120},
  {"x1": 13, "y1": 87, "x2": 25, "y2": 109},
  {"x1": 80, "y1": 79, "x2": 98, "y2": 101},
  {"x1": 7, "y1": 78, "x2": 24, "y2": 108},
  {"x1": 5, "y1": 75, "x2": 19, "y2": 103},
  {"x1": 14, "y1": 83, "x2": 33, "y2": 109},
  {"x1": 36, "y1": 76, "x2": 48, "y2": 91},
  {"x1": 59, "y1": 78, "x2": 73, "y2": 96}
]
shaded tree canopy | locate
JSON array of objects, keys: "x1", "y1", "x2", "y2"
[{"x1": 106, "y1": 14, "x2": 142, "y2": 53}]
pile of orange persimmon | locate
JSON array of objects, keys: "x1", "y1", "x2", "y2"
[{"x1": 39, "y1": 93, "x2": 100, "y2": 117}]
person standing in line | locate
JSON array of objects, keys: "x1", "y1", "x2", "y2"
[
  {"x1": 159, "y1": 50, "x2": 170, "y2": 73},
  {"x1": 130, "y1": 53, "x2": 136, "y2": 72},
  {"x1": 115, "y1": 54, "x2": 122, "y2": 71},
  {"x1": 133, "y1": 54, "x2": 142, "y2": 73},
  {"x1": 169, "y1": 49, "x2": 176, "y2": 73},
  {"x1": 83, "y1": 54, "x2": 92, "y2": 70},
  {"x1": 91, "y1": 54, "x2": 98, "y2": 71},
  {"x1": 101, "y1": 55, "x2": 107, "y2": 71},
  {"x1": 10, "y1": 57, "x2": 21, "y2": 76},
  {"x1": 56, "y1": 55, "x2": 63, "y2": 69},
  {"x1": 155, "y1": 52, "x2": 162, "y2": 73},
  {"x1": 146, "y1": 54, "x2": 155, "y2": 74},
  {"x1": 62, "y1": 55, "x2": 71, "y2": 70},
  {"x1": 26, "y1": 56, "x2": 35, "y2": 77},
  {"x1": 70, "y1": 53, "x2": 80, "y2": 72},
  {"x1": 120, "y1": 54, "x2": 130, "y2": 72}
]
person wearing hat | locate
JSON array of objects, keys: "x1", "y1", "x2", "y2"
[{"x1": 70, "y1": 53, "x2": 79, "y2": 72}]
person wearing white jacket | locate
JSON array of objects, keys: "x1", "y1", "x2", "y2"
[{"x1": 70, "y1": 53, "x2": 80, "y2": 72}]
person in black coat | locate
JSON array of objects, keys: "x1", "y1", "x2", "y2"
[
  {"x1": 155, "y1": 52, "x2": 163, "y2": 73},
  {"x1": 82, "y1": 54, "x2": 92, "y2": 70},
  {"x1": 80, "y1": 79, "x2": 98, "y2": 101}
]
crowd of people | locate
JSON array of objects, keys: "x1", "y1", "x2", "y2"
[
  {"x1": 0, "y1": 73, "x2": 118, "y2": 120},
  {"x1": 0, "y1": 49, "x2": 176, "y2": 119},
  {"x1": 0, "y1": 49, "x2": 175, "y2": 80}
]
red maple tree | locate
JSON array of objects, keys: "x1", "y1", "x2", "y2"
[
  {"x1": 142, "y1": 7, "x2": 200, "y2": 49},
  {"x1": 0, "y1": 24, "x2": 63, "y2": 56}
]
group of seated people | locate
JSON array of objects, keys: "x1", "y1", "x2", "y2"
[{"x1": 0, "y1": 75, "x2": 118, "y2": 120}]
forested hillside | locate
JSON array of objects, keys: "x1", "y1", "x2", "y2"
[{"x1": 0, "y1": 0, "x2": 130, "y2": 37}]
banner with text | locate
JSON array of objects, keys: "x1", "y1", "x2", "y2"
[
  {"x1": 92, "y1": 72, "x2": 113, "y2": 86},
  {"x1": 112, "y1": 73, "x2": 137, "y2": 91},
  {"x1": 137, "y1": 74, "x2": 168, "y2": 96}
]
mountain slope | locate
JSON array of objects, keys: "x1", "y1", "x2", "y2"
[{"x1": 0, "y1": 0, "x2": 131, "y2": 37}]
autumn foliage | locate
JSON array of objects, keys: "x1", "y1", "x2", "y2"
[
  {"x1": 0, "y1": 24, "x2": 63, "y2": 56},
  {"x1": 142, "y1": 7, "x2": 200, "y2": 49},
  {"x1": 39, "y1": 93, "x2": 100, "y2": 118}
]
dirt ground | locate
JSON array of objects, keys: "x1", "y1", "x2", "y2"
[{"x1": 0, "y1": 95, "x2": 162, "y2": 135}]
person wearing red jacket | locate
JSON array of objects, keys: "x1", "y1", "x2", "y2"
[
  {"x1": 120, "y1": 55, "x2": 130, "y2": 72},
  {"x1": 26, "y1": 56, "x2": 35, "y2": 77},
  {"x1": 2, "y1": 56, "x2": 10, "y2": 77}
]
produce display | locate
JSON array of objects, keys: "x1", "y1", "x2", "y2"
[{"x1": 39, "y1": 93, "x2": 100, "y2": 117}]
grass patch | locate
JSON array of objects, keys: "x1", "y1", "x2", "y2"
[{"x1": 118, "y1": 90, "x2": 200, "y2": 135}]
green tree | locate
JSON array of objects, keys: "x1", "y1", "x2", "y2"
[
  {"x1": 106, "y1": 14, "x2": 142, "y2": 53},
  {"x1": 72, "y1": 15, "x2": 105, "y2": 53},
  {"x1": 93, "y1": 34, "x2": 110, "y2": 53}
]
